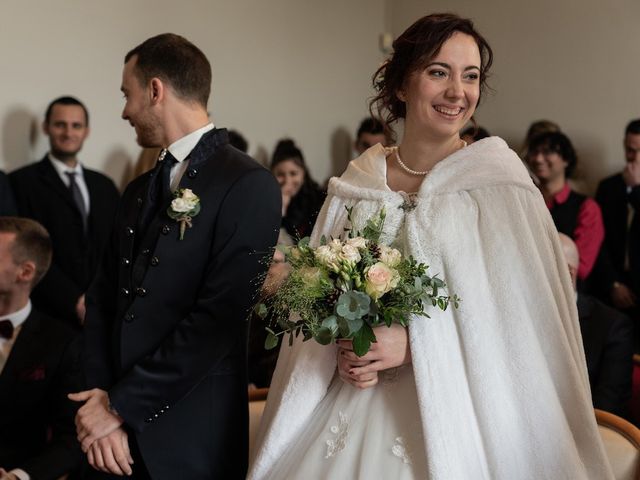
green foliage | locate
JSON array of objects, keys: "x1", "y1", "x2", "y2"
[{"x1": 255, "y1": 208, "x2": 459, "y2": 356}]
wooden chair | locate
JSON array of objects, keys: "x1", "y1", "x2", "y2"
[
  {"x1": 249, "y1": 387, "x2": 269, "y2": 455},
  {"x1": 596, "y1": 408, "x2": 640, "y2": 480}
]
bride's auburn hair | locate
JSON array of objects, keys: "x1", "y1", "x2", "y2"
[{"x1": 370, "y1": 13, "x2": 493, "y2": 134}]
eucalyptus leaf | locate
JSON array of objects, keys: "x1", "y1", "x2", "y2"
[
  {"x1": 336, "y1": 291, "x2": 370, "y2": 320},
  {"x1": 264, "y1": 331, "x2": 279, "y2": 350}
]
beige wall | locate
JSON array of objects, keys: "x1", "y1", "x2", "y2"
[
  {"x1": 387, "y1": 0, "x2": 640, "y2": 193},
  {"x1": 0, "y1": 0, "x2": 386, "y2": 188}
]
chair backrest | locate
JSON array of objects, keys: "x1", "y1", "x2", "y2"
[
  {"x1": 596, "y1": 408, "x2": 640, "y2": 480},
  {"x1": 249, "y1": 387, "x2": 269, "y2": 456}
]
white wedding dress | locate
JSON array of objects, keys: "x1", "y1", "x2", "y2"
[{"x1": 265, "y1": 365, "x2": 426, "y2": 479}]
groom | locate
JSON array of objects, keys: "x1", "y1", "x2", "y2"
[{"x1": 70, "y1": 34, "x2": 281, "y2": 478}]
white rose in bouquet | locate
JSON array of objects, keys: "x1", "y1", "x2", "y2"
[
  {"x1": 379, "y1": 245, "x2": 402, "y2": 267},
  {"x1": 315, "y1": 245, "x2": 339, "y2": 267},
  {"x1": 339, "y1": 244, "x2": 361, "y2": 265},
  {"x1": 365, "y1": 262, "x2": 400, "y2": 300},
  {"x1": 346, "y1": 236, "x2": 367, "y2": 249}
]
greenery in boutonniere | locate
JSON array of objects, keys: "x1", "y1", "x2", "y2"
[
  {"x1": 167, "y1": 188, "x2": 200, "y2": 240},
  {"x1": 255, "y1": 207, "x2": 460, "y2": 356}
]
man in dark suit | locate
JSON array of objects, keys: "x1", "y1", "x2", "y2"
[
  {"x1": 594, "y1": 119, "x2": 640, "y2": 312},
  {"x1": 9, "y1": 97, "x2": 119, "y2": 328},
  {"x1": 0, "y1": 172, "x2": 16, "y2": 216},
  {"x1": 0, "y1": 217, "x2": 82, "y2": 480},
  {"x1": 560, "y1": 233, "x2": 634, "y2": 419},
  {"x1": 70, "y1": 34, "x2": 281, "y2": 479}
]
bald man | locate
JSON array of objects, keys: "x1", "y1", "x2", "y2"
[{"x1": 560, "y1": 233, "x2": 634, "y2": 418}]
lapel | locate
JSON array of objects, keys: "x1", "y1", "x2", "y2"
[
  {"x1": 0, "y1": 311, "x2": 44, "y2": 389},
  {"x1": 36, "y1": 156, "x2": 84, "y2": 218}
]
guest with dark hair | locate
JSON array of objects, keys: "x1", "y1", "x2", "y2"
[
  {"x1": 228, "y1": 129, "x2": 248, "y2": 153},
  {"x1": 0, "y1": 172, "x2": 16, "y2": 216},
  {"x1": 520, "y1": 119, "x2": 561, "y2": 158},
  {"x1": 527, "y1": 131, "x2": 604, "y2": 284},
  {"x1": 0, "y1": 216, "x2": 82, "y2": 480},
  {"x1": 595, "y1": 119, "x2": 640, "y2": 315},
  {"x1": 9, "y1": 96, "x2": 119, "y2": 328},
  {"x1": 461, "y1": 125, "x2": 490, "y2": 144},
  {"x1": 270, "y1": 138, "x2": 325, "y2": 242},
  {"x1": 355, "y1": 117, "x2": 387, "y2": 155}
]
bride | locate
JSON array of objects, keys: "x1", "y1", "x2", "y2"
[{"x1": 249, "y1": 13, "x2": 613, "y2": 479}]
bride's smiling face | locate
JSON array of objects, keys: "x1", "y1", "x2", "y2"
[{"x1": 398, "y1": 32, "x2": 481, "y2": 139}]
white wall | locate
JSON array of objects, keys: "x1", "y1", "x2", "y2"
[
  {"x1": 387, "y1": 0, "x2": 640, "y2": 193},
  {"x1": 0, "y1": 0, "x2": 386, "y2": 188}
]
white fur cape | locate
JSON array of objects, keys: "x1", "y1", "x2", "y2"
[{"x1": 249, "y1": 138, "x2": 613, "y2": 479}]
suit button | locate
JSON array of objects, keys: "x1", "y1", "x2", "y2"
[
  {"x1": 121, "y1": 288, "x2": 130, "y2": 297},
  {"x1": 145, "y1": 418, "x2": 152, "y2": 423},
  {"x1": 125, "y1": 226, "x2": 134, "y2": 237},
  {"x1": 164, "y1": 405, "x2": 169, "y2": 410},
  {"x1": 137, "y1": 197, "x2": 143, "y2": 206},
  {"x1": 153, "y1": 413, "x2": 159, "y2": 419},
  {"x1": 161, "y1": 225, "x2": 171, "y2": 235},
  {"x1": 136, "y1": 287, "x2": 147, "y2": 297},
  {"x1": 141, "y1": 248, "x2": 150, "y2": 256},
  {"x1": 124, "y1": 312, "x2": 135, "y2": 323},
  {"x1": 150, "y1": 256, "x2": 160, "y2": 266},
  {"x1": 122, "y1": 257, "x2": 131, "y2": 267},
  {"x1": 187, "y1": 169, "x2": 198, "y2": 179}
]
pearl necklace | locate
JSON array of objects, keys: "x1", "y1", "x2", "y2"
[{"x1": 394, "y1": 141, "x2": 467, "y2": 176}]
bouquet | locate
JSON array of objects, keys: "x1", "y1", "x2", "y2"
[{"x1": 255, "y1": 207, "x2": 459, "y2": 356}]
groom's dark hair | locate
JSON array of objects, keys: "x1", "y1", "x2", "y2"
[{"x1": 125, "y1": 33, "x2": 212, "y2": 108}]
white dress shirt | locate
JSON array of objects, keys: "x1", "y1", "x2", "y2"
[
  {"x1": 48, "y1": 154, "x2": 90, "y2": 213},
  {"x1": 166, "y1": 123, "x2": 215, "y2": 191}
]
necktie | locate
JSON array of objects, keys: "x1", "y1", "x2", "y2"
[
  {"x1": 66, "y1": 171, "x2": 88, "y2": 233},
  {"x1": 0, "y1": 319, "x2": 13, "y2": 340},
  {"x1": 139, "y1": 149, "x2": 177, "y2": 235}
]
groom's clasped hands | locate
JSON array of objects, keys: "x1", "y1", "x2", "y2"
[
  {"x1": 337, "y1": 323, "x2": 412, "y2": 389},
  {"x1": 68, "y1": 388, "x2": 134, "y2": 476}
]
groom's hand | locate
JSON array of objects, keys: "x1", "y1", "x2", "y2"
[
  {"x1": 87, "y1": 427, "x2": 133, "y2": 476},
  {"x1": 337, "y1": 323, "x2": 411, "y2": 389},
  {"x1": 68, "y1": 388, "x2": 124, "y2": 452}
]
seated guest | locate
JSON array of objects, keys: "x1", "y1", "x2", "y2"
[
  {"x1": 9, "y1": 96, "x2": 119, "y2": 327},
  {"x1": 0, "y1": 172, "x2": 16, "y2": 216},
  {"x1": 354, "y1": 116, "x2": 387, "y2": 155},
  {"x1": 0, "y1": 217, "x2": 82, "y2": 480},
  {"x1": 461, "y1": 125, "x2": 490, "y2": 144},
  {"x1": 270, "y1": 138, "x2": 325, "y2": 242},
  {"x1": 595, "y1": 119, "x2": 640, "y2": 313},
  {"x1": 559, "y1": 233, "x2": 633, "y2": 419},
  {"x1": 527, "y1": 131, "x2": 604, "y2": 285}
]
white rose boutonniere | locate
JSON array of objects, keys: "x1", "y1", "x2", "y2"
[{"x1": 167, "y1": 188, "x2": 201, "y2": 240}]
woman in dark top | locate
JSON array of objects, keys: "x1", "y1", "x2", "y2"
[{"x1": 270, "y1": 139, "x2": 325, "y2": 242}]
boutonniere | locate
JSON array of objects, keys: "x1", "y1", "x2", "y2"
[{"x1": 167, "y1": 188, "x2": 201, "y2": 240}]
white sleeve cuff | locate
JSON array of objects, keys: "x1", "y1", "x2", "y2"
[{"x1": 10, "y1": 468, "x2": 30, "y2": 480}]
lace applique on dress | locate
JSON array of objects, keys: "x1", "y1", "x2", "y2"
[
  {"x1": 325, "y1": 411, "x2": 349, "y2": 458},
  {"x1": 392, "y1": 436, "x2": 412, "y2": 465}
]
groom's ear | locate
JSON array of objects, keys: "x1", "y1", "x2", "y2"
[{"x1": 149, "y1": 77, "x2": 164, "y2": 105}]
